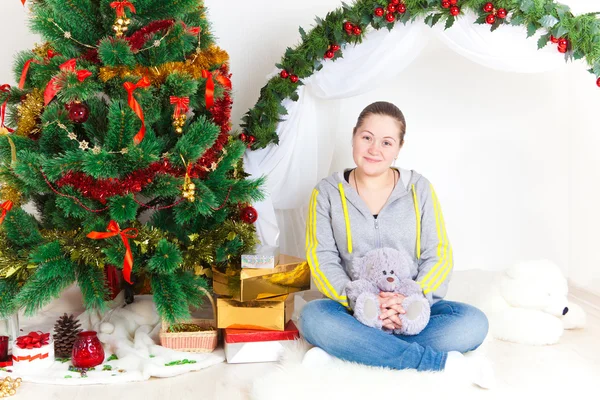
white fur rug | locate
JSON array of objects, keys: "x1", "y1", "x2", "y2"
[
  {"x1": 1, "y1": 290, "x2": 224, "y2": 385},
  {"x1": 249, "y1": 340, "x2": 483, "y2": 400}
]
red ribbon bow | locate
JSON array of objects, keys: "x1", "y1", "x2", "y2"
[
  {"x1": 44, "y1": 59, "x2": 93, "y2": 105},
  {"x1": 19, "y1": 49, "x2": 59, "y2": 90},
  {"x1": 201, "y1": 70, "x2": 231, "y2": 109},
  {"x1": 124, "y1": 76, "x2": 151, "y2": 145},
  {"x1": 0, "y1": 85, "x2": 14, "y2": 133},
  {"x1": 87, "y1": 220, "x2": 138, "y2": 284},
  {"x1": 110, "y1": 1, "x2": 136, "y2": 18},
  {"x1": 0, "y1": 201, "x2": 13, "y2": 225},
  {"x1": 16, "y1": 332, "x2": 50, "y2": 350},
  {"x1": 181, "y1": 22, "x2": 201, "y2": 36},
  {"x1": 169, "y1": 96, "x2": 190, "y2": 119}
]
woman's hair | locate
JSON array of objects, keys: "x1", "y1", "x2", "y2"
[{"x1": 352, "y1": 101, "x2": 406, "y2": 144}]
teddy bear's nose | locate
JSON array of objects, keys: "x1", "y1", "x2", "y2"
[
  {"x1": 563, "y1": 307, "x2": 569, "y2": 315},
  {"x1": 386, "y1": 277, "x2": 394, "y2": 283}
]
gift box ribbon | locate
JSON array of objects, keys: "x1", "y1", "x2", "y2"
[
  {"x1": 15, "y1": 331, "x2": 50, "y2": 349},
  {"x1": 12, "y1": 353, "x2": 49, "y2": 363}
]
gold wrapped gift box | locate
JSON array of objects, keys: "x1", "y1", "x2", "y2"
[
  {"x1": 213, "y1": 254, "x2": 310, "y2": 302},
  {"x1": 217, "y1": 294, "x2": 294, "y2": 331}
]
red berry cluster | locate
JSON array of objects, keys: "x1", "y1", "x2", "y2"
[
  {"x1": 483, "y1": 2, "x2": 507, "y2": 24},
  {"x1": 239, "y1": 132, "x2": 256, "y2": 148},
  {"x1": 374, "y1": 0, "x2": 407, "y2": 23},
  {"x1": 280, "y1": 69, "x2": 299, "y2": 83},
  {"x1": 344, "y1": 21, "x2": 362, "y2": 36},
  {"x1": 550, "y1": 35, "x2": 569, "y2": 54},
  {"x1": 324, "y1": 44, "x2": 341, "y2": 59},
  {"x1": 441, "y1": 0, "x2": 460, "y2": 17}
]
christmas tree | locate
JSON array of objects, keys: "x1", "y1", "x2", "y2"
[{"x1": 0, "y1": 0, "x2": 264, "y2": 324}]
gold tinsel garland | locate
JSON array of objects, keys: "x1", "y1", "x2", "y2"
[
  {"x1": 0, "y1": 185, "x2": 22, "y2": 207},
  {"x1": 98, "y1": 46, "x2": 230, "y2": 84},
  {"x1": 16, "y1": 88, "x2": 44, "y2": 138}
]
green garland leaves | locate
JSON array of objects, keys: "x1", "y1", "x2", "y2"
[{"x1": 242, "y1": 0, "x2": 600, "y2": 150}]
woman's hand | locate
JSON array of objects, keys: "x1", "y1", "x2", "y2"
[{"x1": 378, "y1": 292, "x2": 406, "y2": 330}]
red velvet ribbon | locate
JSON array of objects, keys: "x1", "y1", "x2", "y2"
[
  {"x1": 169, "y1": 96, "x2": 189, "y2": 119},
  {"x1": 19, "y1": 49, "x2": 58, "y2": 90},
  {"x1": 110, "y1": 1, "x2": 136, "y2": 17},
  {"x1": 124, "y1": 76, "x2": 151, "y2": 145},
  {"x1": 0, "y1": 84, "x2": 14, "y2": 133},
  {"x1": 15, "y1": 332, "x2": 50, "y2": 349},
  {"x1": 44, "y1": 59, "x2": 93, "y2": 105},
  {"x1": 0, "y1": 201, "x2": 13, "y2": 225},
  {"x1": 87, "y1": 220, "x2": 138, "y2": 284}
]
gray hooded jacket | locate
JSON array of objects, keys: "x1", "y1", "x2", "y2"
[{"x1": 305, "y1": 168, "x2": 453, "y2": 309}]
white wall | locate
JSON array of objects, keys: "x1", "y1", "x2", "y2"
[{"x1": 1, "y1": 1, "x2": 599, "y2": 294}]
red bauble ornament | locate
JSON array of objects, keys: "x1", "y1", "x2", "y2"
[
  {"x1": 353, "y1": 26, "x2": 362, "y2": 35},
  {"x1": 248, "y1": 135, "x2": 256, "y2": 144},
  {"x1": 550, "y1": 35, "x2": 559, "y2": 43},
  {"x1": 240, "y1": 132, "x2": 247, "y2": 142},
  {"x1": 325, "y1": 50, "x2": 335, "y2": 59},
  {"x1": 441, "y1": 1, "x2": 450, "y2": 9},
  {"x1": 331, "y1": 44, "x2": 341, "y2": 52},
  {"x1": 596, "y1": 77, "x2": 600, "y2": 87},
  {"x1": 486, "y1": 14, "x2": 496, "y2": 24},
  {"x1": 398, "y1": 4, "x2": 407, "y2": 13},
  {"x1": 72, "y1": 331, "x2": 105, "y2": 369},
  {"x1": 497, "y1": 8, "x2": 507, "y2": 19},
  {"x1": 483, "y1": 2, "x2": 494, "y2": 12},
  {"x1": 374, "y1": 7, "x2": 384, "y2": 17},
  {"x1": 558, "y1": 46, "x2": 567, "y2": 54},
  {"x1": 344, "y1": 22, "x2": 354, "y2": 31},
  {"x1": 290, "y1": 75, "x2": 299, "y2": 83},
  {"x1": 240, "y1": 206, "x2": 258, "y2": 224},
  {"x1": 391, "y1": 0, "x2": 400, "y2": 4},
  {"x1": 280, "y1": 70, "x2": 289, "y2": 79},
  {"x1": 449, "y1": 0, "x2": 458, "y2": 5},
  {"x1": 558, "y1": 38, "x2": 568, "y2": 48},
  {"x1": 450, "y1": 6, "x2": 460, "y2": 16},
  {"x1": 387, "y1": 4, "x2": 396, "y2": 13},
  {"x1": 67, "y1": 102, "x2": 89, "y2": 124},
  {"x1": 386, "y1": 13, "x2": 395, "y2": 23}
]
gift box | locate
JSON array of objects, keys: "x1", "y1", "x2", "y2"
[
  {"x1": 217, "y1": 294, "x2": 294, "y2": 331},
  {"x1": 213, "y1": 254, "x2": 310, "y2": 302},
  {"x1": 224, "y1": 320, "x2": 299, "y2": 364},
  {"x1": 241, "y1": 245, "x2": 280, "y2": 269},
  {"x1": 12, "y1": 331, "x2": 55, "y2": 371}
]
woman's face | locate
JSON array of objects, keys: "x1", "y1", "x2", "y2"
[{"x1": 352, "y1": 114, "x2": 402, "y2": 176}]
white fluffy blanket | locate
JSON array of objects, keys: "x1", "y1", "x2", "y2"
[{"x1": 0, "y1": 290, "x2": 224, "y2": 385}]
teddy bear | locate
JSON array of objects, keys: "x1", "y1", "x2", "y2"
[
  {"x1": 345, "y1": 247, "x2": 430, "y2": 335},
  {"x1": 446, "y1": 259, "x2": 587, "y2": 345}
]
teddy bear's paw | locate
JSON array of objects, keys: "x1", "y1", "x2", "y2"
[
  {"x1": 354, "y1": 292, "x2": 383, "y2": 329},
  {"x1": 562, "y1": 302, "x2": 587, "y2": 330},
  {"x1": 394, "y1": 295, "x2": 431, "y2": 336}
]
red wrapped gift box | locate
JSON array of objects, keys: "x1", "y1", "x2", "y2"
[{"x1": 224, "y1": 321, "x2": 299, "y2": 364}]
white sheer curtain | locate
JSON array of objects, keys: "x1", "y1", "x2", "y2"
[{"x1": 243, "y1": 14, "x2": 571, "y2": 257}]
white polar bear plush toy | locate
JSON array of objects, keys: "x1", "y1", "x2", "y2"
[{"x1": 474, "y1": 260, "x2": 587, "y2": 345}]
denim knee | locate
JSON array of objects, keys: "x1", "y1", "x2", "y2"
[
  {"x1": 299, "y1": 299, "x2": 341, "y2": 345},
  {"x1": 460, "y1": 305, "x2": 489, "y2": 352}
]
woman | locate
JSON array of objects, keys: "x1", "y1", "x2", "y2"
[{"x1": 300, "y1": 101, "x2": 493, "y2": 388}]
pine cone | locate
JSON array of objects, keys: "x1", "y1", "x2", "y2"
[{"x1": 53, "y1": 313, "x2": 82, "y2": 358}]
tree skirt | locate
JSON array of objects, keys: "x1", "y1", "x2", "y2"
[{"x1": 1, "y1": 293, "x2": 224, "y2": 385}]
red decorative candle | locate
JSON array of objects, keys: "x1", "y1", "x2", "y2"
[
  {"x1": 0, "y1": 336, "x2": 8, "y2": 362},
  {"x1": 72, "y1": 331, "x2": 105, "y2": 368}
]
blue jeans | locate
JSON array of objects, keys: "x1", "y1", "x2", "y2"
[{"x1": 299, "y1": 299, "x2": 488, "y2": 372}]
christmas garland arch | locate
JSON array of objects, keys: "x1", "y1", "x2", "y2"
[{"x1": 240, "y1": 0, "x2": 600, "y2": 150}]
